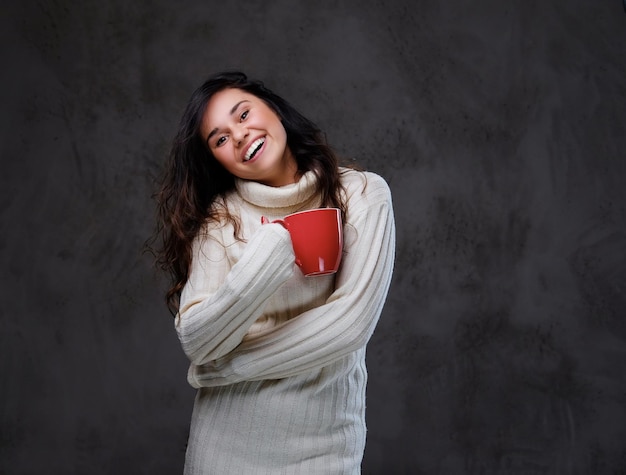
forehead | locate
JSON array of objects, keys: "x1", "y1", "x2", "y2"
[{"x1": 203, "y1": 88, "x2": 256, "y2": 125}]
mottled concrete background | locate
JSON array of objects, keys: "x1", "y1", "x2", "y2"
[{"x1": 2, "y1": 0, "x2": 625, "y2": 473}]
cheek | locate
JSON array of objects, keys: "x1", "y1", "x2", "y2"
[{"x1": 272, "y1": 119, "x2": 288, "y2": 143}]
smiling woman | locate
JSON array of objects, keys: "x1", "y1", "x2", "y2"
[
  {"x1": 151, "y1": 72, "x2": 396, "y2": 474},
  {"x1": 201, "y1": 88, "x2": 298, "y2": 186}
]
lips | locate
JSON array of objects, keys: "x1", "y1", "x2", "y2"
[{"x1": 244, "y1": 137, "x2": 266, "y2": 161}]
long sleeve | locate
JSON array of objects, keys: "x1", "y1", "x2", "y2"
[
  {"x1": 176, "y1": 222, "x2": 295, "y2": 365},
  {"x1": 188, "y1": 173, "x2": 395, "y2": 386}
]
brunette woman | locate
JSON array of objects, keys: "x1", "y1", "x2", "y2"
[{"x1": 154, "y1": 72, "x2": 395, "y2": 474}]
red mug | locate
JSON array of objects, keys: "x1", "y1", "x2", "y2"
[{"x1": 262, "y1": 208, "x2": 343, "y2": 276}]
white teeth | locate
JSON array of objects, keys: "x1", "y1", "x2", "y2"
[{"x1": 245, "y1": 138, "x2": 265, "y2": 161}]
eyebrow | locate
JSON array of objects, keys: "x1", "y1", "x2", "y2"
[{"x1": 206, "y1": 100, "x2": 251, "y2": 143}]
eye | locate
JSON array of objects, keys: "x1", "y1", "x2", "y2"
[
  {"x1": 216, "y1": 136, "x2": 227, "y2": 147},
  {"x1": 240, "y1": 110, "x2": 249, "y2": 121}
]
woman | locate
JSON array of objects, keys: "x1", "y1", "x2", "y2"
[{"x1": 154, "y1": 72, "x2": 395, "y2": 474}]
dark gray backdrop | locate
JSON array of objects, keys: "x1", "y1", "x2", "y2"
[{"x1": 2, "y1": 0, "x2": 625, "y2": 473}]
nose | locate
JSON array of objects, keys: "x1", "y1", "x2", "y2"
[{"x1": 232, "y1": 123, "x2": 249, "y2": 146}]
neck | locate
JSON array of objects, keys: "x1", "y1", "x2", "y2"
[{"x1": 258, "y1": 151, "x2": 299, "y2": 187}]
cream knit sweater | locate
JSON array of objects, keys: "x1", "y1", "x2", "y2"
[{"x1": 176, "y1": 168, "x2": 395, "y2": 474}]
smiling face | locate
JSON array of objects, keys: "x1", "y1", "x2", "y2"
[{"x1": 200, "y1": 88, "x2": 299, "y2": 187}]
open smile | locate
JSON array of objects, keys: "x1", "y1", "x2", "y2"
[{"x1": 244, "y1": 137, "x2": 266, "y2": 162}]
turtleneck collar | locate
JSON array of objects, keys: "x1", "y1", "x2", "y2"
[{"x1": 235, "y1": 171, "x2": 318, "y2": 209}]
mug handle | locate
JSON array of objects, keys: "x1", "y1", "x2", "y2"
[
  {"x1": 260, "y1": 216, "x2": 300, "y2": 267},
  {"x1": 261, "y1": 216, "x2": 287, "y2": 229}
]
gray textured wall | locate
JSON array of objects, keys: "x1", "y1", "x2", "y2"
[{"x1": 2, "y1": 0, "x2": 625, "y2": 473}]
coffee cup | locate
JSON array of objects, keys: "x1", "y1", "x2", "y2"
[{"x1": 262, "y1": 208, "x2": 343, "y2": 276}]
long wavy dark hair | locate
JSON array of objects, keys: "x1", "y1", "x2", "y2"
[{"x1": 152, "y1": 71, "x2": 347, "y2": 314}]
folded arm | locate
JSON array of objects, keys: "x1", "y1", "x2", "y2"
[
  {"x1": 188, "y1": 177, "x2": 396, "y2": 386},
  {"x1": 176, "y1": 223, "x2": 295, "y2": 365}
]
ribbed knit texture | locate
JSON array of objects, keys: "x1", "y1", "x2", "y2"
[{"x1": 176, "y1": 168, "x2": 395, "y2": 474}]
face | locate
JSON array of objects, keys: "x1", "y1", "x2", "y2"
[{"x1": 200, "y1": 88, "x2": 298, "y2": 187}]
